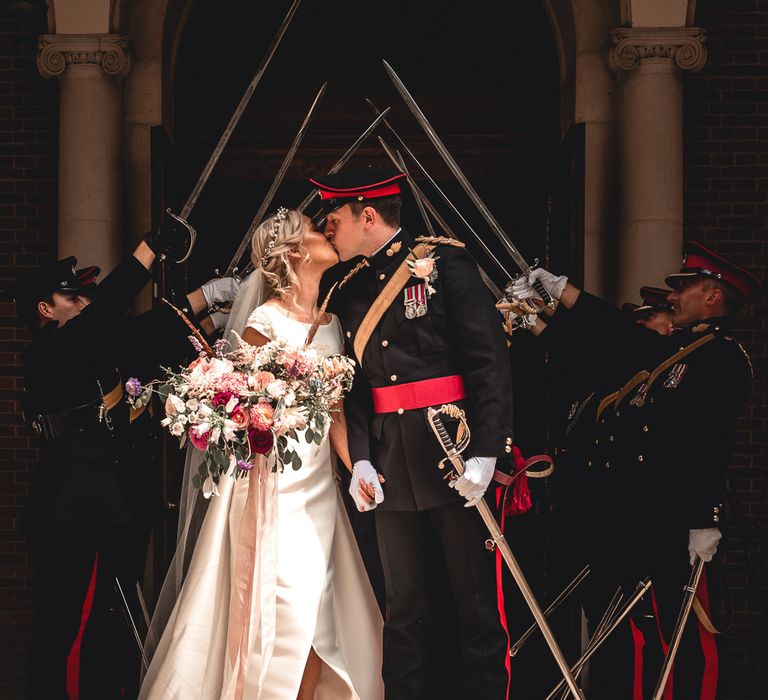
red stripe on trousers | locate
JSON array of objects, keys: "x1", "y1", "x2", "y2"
[
  {"x1": 695, "y1": 571, "x2": 718, "y2": 700},
  {"x1": 66, "y1": 553, "x2": 99, "y2": 700},
  {"x1": 651, "y1": 587, "x2": 673, "y2": 700},
  {"x1": 629, "y1": 618, "x2": 646, "y2": 700},
  {"x1": 495, "y1": 486, "x2": 512, "y2": 699}
]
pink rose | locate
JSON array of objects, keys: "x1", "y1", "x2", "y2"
[
  {"x1": 251, "y1": 371, "x2": 276, "y2": 391},
  {"x1": 229, "y1": 405, "x2": 250, "y2": 430},
  {"x1": 248, "y1": 429, "x2": 274, "y2": 455},
  {"x1": 412, "y1": 257, "x2": 434, "y2": 279},
  {"x1": 212, "y1": 391, "x2": 234, "y2": 408}
]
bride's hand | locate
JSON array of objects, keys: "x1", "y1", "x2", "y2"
[{"x1": 359, "y1": 473, "x2": 386, "y2": 505}]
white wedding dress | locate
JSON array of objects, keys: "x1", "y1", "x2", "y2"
[{"x1": 139, "y1": 303, "x2": 383, "y2": 700}]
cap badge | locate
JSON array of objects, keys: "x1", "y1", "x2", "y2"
[{"x1": 386, "y1": 241, "x2": 402, "y2": 257}]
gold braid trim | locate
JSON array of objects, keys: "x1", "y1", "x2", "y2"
[
  {"x1": 161, "y1": 298, "x2": 215, "y2": 356},
  {"x1": 338, "y1": 259, "x2": 370, "y2": 289},
  {"x1": 415, "y1": 236, "x2": 465, "y2": 248}
]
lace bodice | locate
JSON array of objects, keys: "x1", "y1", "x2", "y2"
[{"x1": 245, "y1": 303, "x2": 344, "y2": 357}]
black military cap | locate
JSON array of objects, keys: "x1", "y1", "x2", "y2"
[
  {"x1": 622, "y1": 286, "x2": 673, "y2": 315},
  {"x1": 309, "y1": 167, "x2": 406, "y2": 213},
  {"x1": 74, "y1": 265, "x2": 101, "y2": 298},
  {"x1": 10, "y1": 256, "x2": 89, "y2": 328}
]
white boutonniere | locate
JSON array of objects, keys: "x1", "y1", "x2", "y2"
[{"x1": 407, "y1": 250, "x2": 439, "y2": 297}]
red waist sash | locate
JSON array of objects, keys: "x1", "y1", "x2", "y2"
[{"x1": 372, "y1": 375, "x2": 466, "y2": 414}]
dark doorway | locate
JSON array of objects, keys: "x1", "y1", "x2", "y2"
[{"x1": 167, "y1": 1, "x2": 563, "y2": 696}]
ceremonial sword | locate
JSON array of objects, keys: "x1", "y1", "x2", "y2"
[
  {"x1": 224, "y1": 82, "x2": 327, "y2": 276},
  {"x1": 651, "y1": 557, "x2": 705, "y2": 700},
  {"x1": 383, "y1": 61, "x2": 555, "y2": 307},
  {"x1": 164, "y1": 0, "x2": 303, "y2": 264},
  {"x1": 426, "y1": 405, "x2": 584, "y2": 700}
]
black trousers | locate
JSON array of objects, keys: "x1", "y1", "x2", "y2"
[
  {"x1": 26, "y1": 522, "x2": 148, "y2": 700},
  {"x1": 375, "y1": 501, "x2": 510, "y2": 700}
]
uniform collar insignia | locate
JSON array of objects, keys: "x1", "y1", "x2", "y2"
[
  {"x1": 691, "y1": 322, "x2": 710, "y2": 333},
  {"x1": 386, "y1": 241, "x2": 402, "y2": 257}
]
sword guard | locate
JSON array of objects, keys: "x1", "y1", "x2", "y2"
[
  {"x1": 165, "y1": 208, "x2": 197, "y2": 264},
  {"x1": 484, "y1": 538, "x2": 496, "y2": 552}
]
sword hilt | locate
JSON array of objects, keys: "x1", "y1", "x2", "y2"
[{"x1": 165, "y1": 208, "x2": 197, "y2": 264}]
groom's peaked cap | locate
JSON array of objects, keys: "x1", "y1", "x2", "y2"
[{"x1": 309, "y1": 167, "x2": 406, "y2": 213}]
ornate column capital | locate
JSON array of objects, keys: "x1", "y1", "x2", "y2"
[
  {"x1": 608, "y1": 27, "x2": 707, "y2": 74},
  {"x1": 37, "y1": 34, "x2": 132, "y2": 79}
]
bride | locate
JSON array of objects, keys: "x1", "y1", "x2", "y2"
[{"x1": 139, "y1": 208, "x2": 383, "y2": 700}]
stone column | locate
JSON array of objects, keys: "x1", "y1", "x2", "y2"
[
  {"x1": 609, "y1": 27, "x2": 706, "y2": 303},
  {"x1": 37, "y1": 35, "x2": 132, "y2": 271}
]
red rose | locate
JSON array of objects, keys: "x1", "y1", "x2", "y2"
[
  {"x1": 213, "y1": 391, "x2": 234, "y2": 408},
  {"x1": 248, "y1": 429, "x2": 274, "y2": 455}
]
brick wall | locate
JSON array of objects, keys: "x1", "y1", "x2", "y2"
[
  {"x1": 684, "y1": 1, "x2": 768, "y2": 698},
  {"x1": 0, "y1": 9, "x2": 58, "y2": 698}
]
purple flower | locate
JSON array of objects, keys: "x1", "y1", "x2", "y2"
[
  {"x1": 237, "y1": 459, "x2": 254, "y2": 472},
  {"x1": 125, "y1": 377, "x2": 142, "y2": 397},
  {"x1": 188, "y1": 335, "x2": 204, "y2": 353}
]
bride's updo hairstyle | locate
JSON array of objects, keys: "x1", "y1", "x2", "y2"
[{"x1": 251, "y1": 207, "x2": 309, "y2": 298}]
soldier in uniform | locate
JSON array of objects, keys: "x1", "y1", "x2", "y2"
[
  {"x1": 12, "y1": 225, "x2": 239, "y2": 700},
  {"x1": 513, "y1": 241, "x2": 759, "y2": 699},
  {"x1": 622, "y1": 286, "x2": 675, "y2": 336},
  {"x1": 312, "y1": 168, "x2": 514, "y2": 699}
]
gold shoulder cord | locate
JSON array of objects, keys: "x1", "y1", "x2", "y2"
[{"x1": 338, "y1": 259, "x2": 370, "y2": 289}]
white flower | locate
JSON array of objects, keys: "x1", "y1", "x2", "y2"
[
  {"x1": 160, "y1": 417, "x2": 172, "y2": 427},
  {"x1": 202, "y1": 476, "x2": 220, "y2": 499},
  {"x1": 170, "y1": 422, "x2": 185, "y2": 437},
  {"x1": 185, "y1": 398, "x2": 199, "y2": 412},
  {"x1": 194, "y1": 421, "x2": 210, "y2": 436},
  {"x1": 165, "y1": 394, "x2": 186, "y2": 416},
  {"x1": 267, "y1": 379, "x2": 287, "y2": 399},
  {"x1": 223, "y1": 419, "x2": 238, "y2": 442},
  {"x1": 199, "y1": 404, "x2": 213, "y2": 418},
  {"x1": 177, "y1": 414, "x2": 188, "y2": 425},
  {"x1": 177, "y1": 384, "x2": 189, "y2": 397},
  {"x1": 225, "y1": 395, "x2": 239, "y2": 414},
  {"x1": 210, "y1": 426, "x2": 221, "y2": 443}
]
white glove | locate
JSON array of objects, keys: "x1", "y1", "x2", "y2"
[
  {"x1": 688, "y1": 528, "x2": 722, "y2": 565},
  {"x1": 350, "y1": 460, "x2": 384, "y2": 512},
  {"x1": 209, "y1": 310, "x2": 229, "y2": 331},
  {"x1": 527, "y1": 268, "x2": 568, "y2": 301},
  {"x1": 509, "y1": 275, "x2": 538, "y2": 301},
  {"x1": 201, "y1": 276, "x2": 241, "y2": 307},
  {"x1": 451, "y1": 456, "x2": 496, "y2": 507}
]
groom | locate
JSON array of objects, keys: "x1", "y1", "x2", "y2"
[{"x1": 314, "y1": 167, "x2": 514, "y2": 699}]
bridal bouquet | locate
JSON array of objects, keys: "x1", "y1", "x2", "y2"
[{"x1": 125, "y1": 334, "x2": 355, "y2": 495}]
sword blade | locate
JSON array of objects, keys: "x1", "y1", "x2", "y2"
[
  {"x1": 114, "y1": 577, "x2": 148, "y2": 671},
  {"x1": 178, "y1": 0, "x2": 303, "y2": 221},
  {"x1": 377, "y1": 136, "x2": 505, "y2": 299},
  {"x1": 367, "y1": 99, "x2": 513, "y2": 282},
  {"x1": 509, "y1": 565, "x2": 591, "y2": 657},
  {"x1": 296, "y1": 107, "x2": 392, "y2": 213},
  {"x1": 225, "y1": 82, "x2": 327, "y2": 275},
  {"x1": 427, "y1": 410, "x2": 584, "y2": 700},
  {"x1": 382, "y1": 61, "x2": 532, "y2": 275},
  {"x1": 651, "y1": 559, "x2": 705, "y2": 700}
]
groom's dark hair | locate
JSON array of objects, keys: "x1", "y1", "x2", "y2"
[{"x1": 349, "y1": 195, "x2": 402, "y2": 228}]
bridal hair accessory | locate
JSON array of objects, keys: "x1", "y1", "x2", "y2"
[{"x1": 261, "y1": 207, "x2": 289, "y2": 268}]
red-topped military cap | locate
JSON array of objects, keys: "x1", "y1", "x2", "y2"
[
  {"x1": 309, "y1": 167, "x2": 406, "y2": 212},
  {"x1": 75, "y1": 265, "x2": 100, "y2": 287},
  {"x1": 665, "y1": 241, "x2": 761, "y2": 301}
]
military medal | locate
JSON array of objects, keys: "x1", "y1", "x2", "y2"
[
  {"x1": 629, "y1": 383, "x2": 648, "y2": 408},
  {"x1": 663, "y1": 363, "x2": 688, "y2": 389},
  {"x1": 404, "y1": 283, "x2": 428, "y2": 319}
]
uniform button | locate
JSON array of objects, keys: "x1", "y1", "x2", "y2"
[
  {"x1": 505, "y1": 445, "x2": 512, "y2": 453},
  {"x1": 346, "y1": 331, "x2": 351, "y2": 338},
  {"x1": 600, "y1": 418, "x2": 605, "y2": 425},
  {"x1": 505, "y1": 437, "x2": 512, "y2": 445},
  {"x1": 616, "y1": 410, "x2": 621, "y2": 417},
  {"x1": 609, "y1": 435, "x2": 615, "y2": 442},
  {"x1": 390, "y1": 374, "x2": 397, "y2": 382},
  {"x1": 604, "y1": 462, "x2": 610, "y2": 469},
  {"x1": 643, "y1": 425, "x2": 649, "y2": 432},
  {"x1": 379, "y1": 273, "x2": 386, "y2": 281},
  {"x1": 381, "y1": 340, "x2": 389, "y2": 347},
  {"x1": 713, "y1": 515, "x2": 720, "y2": 523},
  {"x1": 594, "y1": 439, "x2": 599, "y2": 445},
  {"x1": 397, "y1": 408, "x2": 404, "y2": 415},
  {"x1": 638, "y1": 454, "x2": 644, "y2": 463},
  {"x1": 587, "y1": 460, "x2": 592, "y2": 467},
  {"x1": 713, "y1": 506, "x2": 720, "y2": 514}
]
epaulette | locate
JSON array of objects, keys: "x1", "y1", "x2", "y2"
[
  {"x1": 725, "y1": 336, "x2": 754, "y2": 379},
  {"x1": 338, "y1": 259, "x2": 370, "y2": 289},
  {"x1": 414, "y1": 236, "x2": 465, "y2": 248}
]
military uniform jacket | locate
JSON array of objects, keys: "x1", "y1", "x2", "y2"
[
  {"x1": 331, "y1": 228, "x2": 514, "y2": 511},
  {"x1": 573, "y1": 293, "x2": 751, "y2": 549},
  {"x1": 23, "y1": 256, "x2": 194, "y2": 532}
]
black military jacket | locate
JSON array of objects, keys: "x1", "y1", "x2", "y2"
[
  {"x1": 331, "y1": 228, "x2": 514, "y2": 511},
  {"x1": 23, "y1": 256, "x2": 193, "y2": 532},
  {"x1": 573, "y1": 293, "x2": 752, "y2": 549}
]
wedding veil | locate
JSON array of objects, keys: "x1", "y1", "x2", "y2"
[{"x1": 143, "y1": 269, "x2": 270, "y2": 666}]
